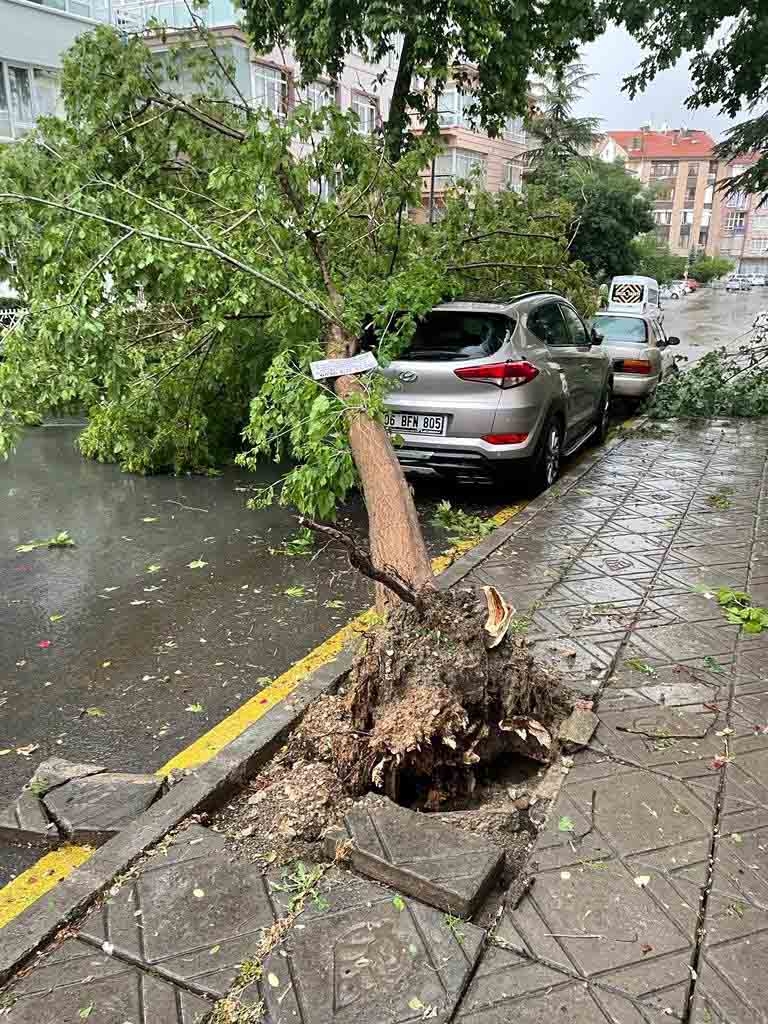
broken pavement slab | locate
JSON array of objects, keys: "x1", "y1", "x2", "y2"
[
  {"x1": 324, "y1": 793, "x2": 504, "y2": 917},
  {"x1": 28, "y1": 757, "x2": 106, "y2": 796},
  {"x1": 558, "y1": 706, "x2": 599, "y2": 750},
  {"x1": 0, "y1": 789, "x2": 58, "y2": 847},
  {"x1": 261, "y1": 868, "x2": 485, "y2": 1024},
  {"x1": 615, "y1": 707, "x2": 716, "y2": 740},
  {"x1": 43, "y1": 772, "x2": 163, "y2": 845}
]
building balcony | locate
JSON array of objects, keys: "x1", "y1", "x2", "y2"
[{"x1": 113, "y1": 0, "x2": 239, "y2": 30}]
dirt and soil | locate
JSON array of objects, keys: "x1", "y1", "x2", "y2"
[{"x1": 216, "y1": 586, "x2": 572, "y2": 868}]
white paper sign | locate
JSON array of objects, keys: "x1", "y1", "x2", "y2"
[{"x1": 310, "y1": 350, "x2": 379, "y2": 381}]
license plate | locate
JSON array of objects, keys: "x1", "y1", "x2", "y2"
[{"x1": 384, "y1": 411, "x2": 446, "y2": 436}]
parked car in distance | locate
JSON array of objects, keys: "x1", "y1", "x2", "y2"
[
  {"x1": 749, "y1": 274, "x2": 767, "y2": 287},
  {"x1": 590, "y1": 309, "x2": 680, "y2": 401},
  {"x1": 382, "y1": 293, "x2": 613, "y2": 491},
  {"x1": 686, "y1": 279, "x2": 701, "y2": 291},
  {"x1": 661, "y1": 283, "x2": 684, "y2": 300},
  {"x1": 727, "y1": 276, "x2": 752, "y2": 291},
  {"x1": 671, "y1": 280, "x2": 692, "y2": 295}
]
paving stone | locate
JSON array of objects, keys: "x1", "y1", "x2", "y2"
[
  {"x1": 558, "y1": 707, "x2": 599, "y2": 750},
  {"x1": 6, "y1": 938, "x2": 211, "y2": 1023},
  {"x1": 636, "y1": 622, "x2": 740, "y2": 661},
  {"x1": 324, "y1": 794, "x2": 504, "y2": 917},
  {"x1": 79, "y1": 841, "x2": 275, "y2": 997},
  {"x1": 43, "y1": 771, "x2": 163, "y2": 844},
  {"x1": 615, "y1": 707, "x2": 716, "y2": 740},
  {"x1": 702, "y1": 930, "x2": 768, "y2": 1021},
  {"x1": 259, "y1": 869, "x2": 484, "y2": 1024},
  {"x1": 691, "y1": 956, "x2": 764, "y2": 1024},
  {"x1": 0, "y1": 789, "x2": 58, "y2": 846},
  {"x1": 28, "y1": 756, "x2": 105, "y2": 795}
]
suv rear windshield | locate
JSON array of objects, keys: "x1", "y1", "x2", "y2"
[
  {"x1": 398, "y1": 311, "x2": 511, "y2": 362},
  {"x1": 593, "y1": 315, "x2": 647, "y2": 345}
]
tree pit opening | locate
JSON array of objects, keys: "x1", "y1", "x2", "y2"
[{"x1": 215, "y1": 587, "x2": 573, "y2": 872}]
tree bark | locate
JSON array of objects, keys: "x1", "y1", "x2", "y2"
[
  {"x1": 325, "y1": 321, "x2": 434, "y2": 607},
  {"x1": 384, "y1": 32, "x2": 416, "y2": 162}
]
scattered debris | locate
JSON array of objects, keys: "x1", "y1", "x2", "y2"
[
  {"x1": 558, "y1": 706, "x2": 599, "y2": 750},
  {"x1": 15, "y1": 531, "x2": 75, "y2": 553}
]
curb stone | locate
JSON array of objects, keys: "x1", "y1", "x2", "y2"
[{"x1": 0, "y1": 419, "x2": 645, "y2": 987}]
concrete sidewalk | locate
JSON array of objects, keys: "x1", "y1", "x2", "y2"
[{"x1": 3, "y1": 418, "x2": 768, "y2": 1023}]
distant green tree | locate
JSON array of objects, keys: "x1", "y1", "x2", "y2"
[
  {"x1": 630, "y1": 233, "x2": 687, "y2": 284},
  {"x1": 526, "y1": 62, "x2": 602, "y2": 170},
  {"x1": 688, "y1": 254, "x2": 735, "y2": 283}
]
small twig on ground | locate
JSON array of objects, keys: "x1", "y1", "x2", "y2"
[
  {"x1": 165, "y1": 499, "x2": 210, "y2": 513},
  {"x1": 575, "y1": 789, "x2": 597, "y2": 843}
]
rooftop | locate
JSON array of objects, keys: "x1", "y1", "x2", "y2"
[{"x1": 606, "y1": 129, "x2": 718, "y2": 160}]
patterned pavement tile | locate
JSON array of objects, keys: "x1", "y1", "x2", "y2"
[
  {"x1": 690, "y1": 956, "x2": 766, "y2": 1023},
  {"x1": 79, "y1": 834, "x2": 276, "y2": 997},
  {"x1": 260, "y1": 869, "x2": 484, "y2": 1024},
  {"x1": 4, "y1": 939, "x2": 211, "y2": 1023},
  {"x1": 633, "y1": 623, "x2": 740, "y2": 662}
]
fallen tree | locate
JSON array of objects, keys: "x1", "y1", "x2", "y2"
[{"x1": 0, "y1": 25, "x2": 591, "y2": 807}]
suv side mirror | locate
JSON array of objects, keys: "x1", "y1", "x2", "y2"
[
  {"x1": 667, "y1": 336, "x2": 681, "y2": 346},
  {"x1": 591, "y1": 327, "x2": 604, "y2": 346}
]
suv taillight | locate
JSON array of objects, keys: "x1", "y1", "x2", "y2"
[{"x1": 453, "y1": 361, "x2": 539, "y2": 389}]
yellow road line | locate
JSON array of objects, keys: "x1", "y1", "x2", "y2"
[
  {"x1": 0, "y1": 845, "x2": 92, "y2": 929},
  {"x1": 0, "y1": 499, "x2": 526, "y2": 928}
]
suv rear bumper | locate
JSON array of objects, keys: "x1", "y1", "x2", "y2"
[{"x1": 392, "y1": 431, "x2": 538, "y2": 476}]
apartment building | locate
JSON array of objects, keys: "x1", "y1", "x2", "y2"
[
  {"x1": 2, "y1": 0, "x2": 527, "y2": 217},
  {"x1": 715, "y1": 153, "x2": 768, "y2": 276},
  {"x1": 595, "y1": 128, "x2": 722, "y2": 257},
  {"x1": 0, "y1": 0, "x2": 111, "y2": 141}
]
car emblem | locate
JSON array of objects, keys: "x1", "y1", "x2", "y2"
[{"x1": 398, "y1": 370, "x2": 418, "y2": 383}]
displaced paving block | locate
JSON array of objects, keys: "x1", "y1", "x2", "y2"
[
  {"x1": 261, "y1": 868, "x2": 485, "y2": 1024},
  {"x1": 324, "y1": 793, "x2": 504, "y2": 917},
  {"x1": 558, "y1": 707, "x2": 599, "y2": 749},
  {"x1": 43, "y1": 771, "x2": 162, "y2": 844},
  {"x1": 0, "y1": 789, "x2": 58, "y2": 846},
  {"x1": 29, "y1": 756, "x2": 105, "y2": 795},
  {"x1": 7, "y1": 938, "x2": 211, "y2": 1023},
  {"x1": 79, "y1": 843, "x2": 276, "y2": 997}
]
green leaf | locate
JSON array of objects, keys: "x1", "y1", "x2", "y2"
[
  {"x1": 78, "y1": 1005, "x2": 94, "y2": 1019},
  {"x1": 392, "y1": 894, "x2": 406, "y2": 911},
  {"x1": 49, "y1": 613, "x2": 66, "y2": 623},
  {"x1": 185, "y1": 702, "x2": 204, "y2": 713},
  {"x1": 284, "y1": 585, "x2": 306, "y2": 598},
  {"x1": 146, "y1": 564, "x2": 163, "y2": 573},
  {"x1": 188, "y1": 558, "x2": 208, "y2": 569},
  {"x1": 558, "y1": 816, "x2": 575, "y2": 832},
  {"x1": 408, "y1": 997, "x2": 425, "y2": 1011},
  {"x1": 84, "y1": 707, "x2": 106, "y2": 717}
]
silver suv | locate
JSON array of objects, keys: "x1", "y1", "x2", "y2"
[{"x1": 382, "y1": 292, "x2": 612, "y2": 490}]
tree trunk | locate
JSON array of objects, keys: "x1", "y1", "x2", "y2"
[
  {"x1": 326, "y1": 322, "x2": 433, "y2": 606},
  {"x1": 384, "y1": 32, "x2": 416, "y2": 162}
]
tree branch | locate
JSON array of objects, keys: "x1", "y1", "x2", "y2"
[
  {"x1": 447, "y1": 261, "x2": 564, "y2": 271},
  {"x1": 463, "y1": 229, "x2": 561, "y2": 243},
  {"x1": 0, "y1": 191, "x2": 335, "y2": 322},
  {"x1": 298, "y1": 516, "x2": 423, "y2": 608}
]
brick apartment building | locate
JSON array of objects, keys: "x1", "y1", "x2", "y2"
[
  {"x1": 595, "y1": 127, "x2": 723, "y2": 257},
  {"x1": 715, "y1": 152, "x2": 768, "y2": 276}
]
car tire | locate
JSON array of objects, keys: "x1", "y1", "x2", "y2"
[
  {"x1": 528, "y1": 415, "x2": 563, "y2": 493},
  {"x1": 591, "y1": 384, "x2": 612, "y2": 445}
]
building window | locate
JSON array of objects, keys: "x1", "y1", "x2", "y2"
[
  {"x1": 252, "y1": 64, "x2": 288, "y2": 116},
  {"x1": 504, "y1": 158, "x2": 523, "y2": 192},
  {"x1": 654, "y1": 186, "x2": 675, "y2": 202},
  {"x1": 709, "y1": 160, "x2": 719, "y2": 174},
  {"x1": 302, "y1": 80, "x2": 336, "y2": 113},
  {"x1": 701, "y1": 209, "x2": 711, "y2": 227},
  {"x1": 725, "y1": 211, "x2": 747, "y2": 231},
  {"x1": 0, "y1": 62, "x2": 61, "y2": 139},
  {"x1": 504, "y1": 116, "x2": 526, "y2": 144},
  {"x1": 750, "y1": 238, "x2": 768, "y2": 254},
  {"x1": 631, "y1": 135, "x2": 641, "y2": 149},
  {"x1": 698, "y1": 228, "x2": 709, "y2": 247},
  {"x1": 309, "y1": 176, "x2": 335, "y2": 201},
  {"x1": 651, "y1": 161, "x2": 678, "y2": 178},
  {"x1": 433, "y1": 147, "x2": 486, "y2": 188},
  {"x1": 653, "y1": 210, "x2": 672, "y2": 225},
  {"x1": 437, "y1": 85, "x2": 474, "y2": 130},
  {"x1": 680, "y1": 208, "x2": 694, "y2": 225},
  {"x1": 726, "y1": 191, "x2": 748, "y2": 209},
  {"x1": 752, "y1": 214, "x2": 768, "y2": 233},
  {"x1": 687, "y1": 161, "x2": 700, "y2": 177},
  {"x1": 351, "y1": 92, "x2": 377, "y2": 134},
  {"x1": 685, "y1": 187, "x2": 696, "y2": 203}
]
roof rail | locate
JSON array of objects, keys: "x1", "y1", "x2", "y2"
[{"x1": 505, "y1": 290, "x2": 556, "y2": 303}]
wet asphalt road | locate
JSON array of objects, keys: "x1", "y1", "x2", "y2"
[{"x1": 0, "y1": 286, "x2": 764, "y2": 884}]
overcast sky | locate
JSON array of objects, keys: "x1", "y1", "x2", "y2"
[{"x1": 573, "y1": 25, "x2": 736, "y2": 140}]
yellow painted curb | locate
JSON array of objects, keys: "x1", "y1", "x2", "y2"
[{"x1": 0, "y1": 846, "x2": 93, "y2": 929}]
